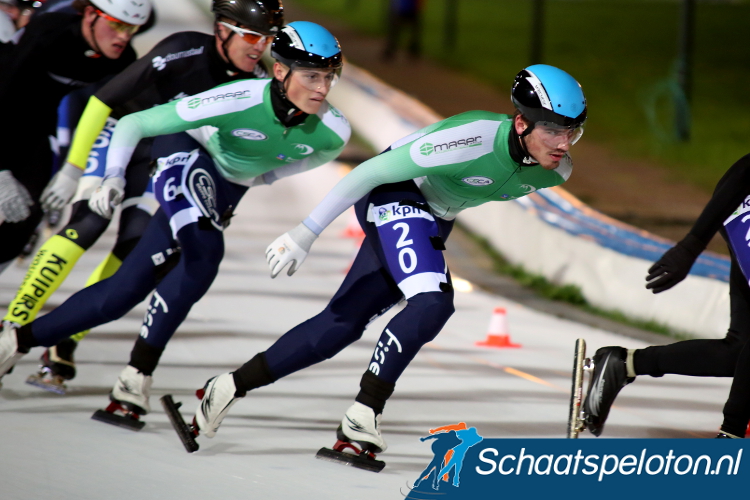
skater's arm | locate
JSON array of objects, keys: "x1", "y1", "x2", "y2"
[
  {"x1": 646, "y1": 154, "x2": 750, "y2": 293},
  {"x1": 688, "y1": 153, "x2": 750, "y2": 245},
  {"x1": 67, "y1": 33, "x2": 208, "y2": 170},
  {"x1": 104, "y1": 80, "x2": 265, "y2": 181}
]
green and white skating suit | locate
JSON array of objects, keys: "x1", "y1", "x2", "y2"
[
  {"x1": 303, "y1": 110, "x2": 571, "y2": 234},
  {"x1": 104, "y1": 78, "x2": 351, "y2": 186}
]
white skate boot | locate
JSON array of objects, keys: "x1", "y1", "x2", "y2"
[
  {"x1": 316, "y1": 402, "x2": 388, "y2": 472},
  {"x1": 195, "y1": 372, "x2": 244, "y2": 438},
  {"x1": 111, "y1": 365, "x2": 153, "y2": 413},
  {"x1": 338, "y1": 402, "x2": 388, "y2": 453},
  {"x1": 91, "y1": 365, "x2": 153, "y2": 431},
  {"x1": 0, "y1": 321, "x2": 28, "y2": 387}
]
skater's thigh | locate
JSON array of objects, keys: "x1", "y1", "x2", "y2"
[{"x1": 357, "y1": 181, "x2": 453, "y2": 301}]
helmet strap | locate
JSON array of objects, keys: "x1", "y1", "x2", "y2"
[
  {"x1": 509, "y1": 119, "x2": 538, "y2": 166},
  {"x1": 87, "y1": 13, "x2": 104, "y2": 55},
  {"x1": 270, "y1": 77, "x2": 308, "y2": 128},
  {"x1": 215, "y1": 21, "x2": 242, "y2": 75}
]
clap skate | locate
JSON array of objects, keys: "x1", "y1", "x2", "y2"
[
  {"x1": 568, "y1": 340, "x2": 633, "y2": 438},
  {"x1": 26, "y1": 339, "x2": 77, "y2": 395},
  {"x1": 161, "y1": 394, "x2": 200, "y2": 453},
  {"x1": 316, "y1": 402, "x2": 387, "y2": 473},
  {"x1": 91, "y1": 366, "x2": 152, "y2": 431}
]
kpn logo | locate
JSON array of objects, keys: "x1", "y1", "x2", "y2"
[{"x1": 406, "y1": 422, "x2": 484, "y2": 499}]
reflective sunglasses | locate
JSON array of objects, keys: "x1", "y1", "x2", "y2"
[
  {"x1": 95, "y1": 9, "x2": 140, "y2": 35},
  {"x1": 220, "y1": 22, "x2": 274, "y2": 45}
]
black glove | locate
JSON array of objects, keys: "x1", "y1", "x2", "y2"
[{"x1": 645, "y1": 234, "x2": 705, "y2": 293}]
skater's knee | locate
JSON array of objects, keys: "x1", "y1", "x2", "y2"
[
  {"x1": 408, "y1": 291, "x2": 455, "y2": 334},
  {"x1": 301, "y1": 310, "x2": 367, "y2": 361},
  {"x1": 311, "y1": 325, "x2": 365, "y2": 360},
  {"x1": 63, "y1": 203, "x2": 110, "y2": 249}
]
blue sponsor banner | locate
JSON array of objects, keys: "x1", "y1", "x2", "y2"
[{"x1": 404, "y1": 430, "x2": 747, "y2": 499}]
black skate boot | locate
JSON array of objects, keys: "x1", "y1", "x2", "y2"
[
  {"x1": 716, "y1": 431, "x2": 743, "y2": 439},
  {"x1": 26, "y1": 338, "x2": 78, "y2": 394},
  {"x1": 582, "y1": 346, "x2": 634, "y2": 436}
]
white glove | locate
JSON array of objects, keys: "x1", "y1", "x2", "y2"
[
  {"x1": 88, "y1": 177, "x2": 125, "y2": 219},
  {"x1": 40, "y1": 161, "x2": 84, "y2": 211},
  {"x1": 265, "y1": 223, "x2": 318, "y2": 278},
  {"x1": 0, "y1": 170, "x2": 34, "y2": 223}
]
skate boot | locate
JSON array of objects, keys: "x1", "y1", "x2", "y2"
[
  {"x1": 582, "y1": 346, "x2": 634, "y2": 436},
  {"x1": 716, "y1": 431, "x2": 742, "y2": 439},
  {"x1": 194, "y1": 372, "x2": 244, "y2": 438},
  {"x1": 91, "y1": 365, "x2": 152, "y2": 431},
  {"x1": 26, "y1": 338, "x2": 78, "y2": 394},
  {"x1": 0, "y1": 321, "x2": 29, "y2": 388},
  {"x1": 316, "y1": 402, "x2": 387, "y2": 472},
  {"x1": 160, "y1": 373, "x2": 244, "y2": 453}
]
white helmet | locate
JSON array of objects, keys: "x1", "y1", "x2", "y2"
[{"x1": 89, "y1": 0, "x2": 152, "y2": 26}]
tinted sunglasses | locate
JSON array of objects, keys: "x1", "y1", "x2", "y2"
[
  {"x1": 220, "y1": 22, "x2": 274, "y2": 45},
  {"x1": 95, "y1": 9, "x2": 140, "y2": 35}
]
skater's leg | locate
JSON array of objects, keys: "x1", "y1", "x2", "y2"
[
  {"x1": 4, "y1": 201, "x2": 110, "y2": 325},
  {"x1": 15, "y1": 210, "x2": 173, "y2": 350},
  {"x1": 70, "y1": 190, "x2": 157, "y2": 343},
  {"x1": 338, "y1": 183, "x2": 455, "y2": 452},
  {"x1": 260, "y1": 240, "x2": 404, "y2": 381},
  {"x1": 720, "y1": 338, "x2": 750, "y2": 437},
  {"x1": 634, "y1": 261, "x2": 750, "y2": 377}
]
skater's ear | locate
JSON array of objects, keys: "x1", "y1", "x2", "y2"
[
  {"x1": 513, "y1": 111, "x2": 533, "y2": 136},
  {"x1": 273, "y1": 62, "x2": 290, "y2": 82}
]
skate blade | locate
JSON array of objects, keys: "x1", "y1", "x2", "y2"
[
  {"x1": 315, "y1": 447, "x2": 385, "y2": 473},
  {"x1": 160, "y1": 395, "x2": 199, "y2": 453},
  {"x1": 91, "y1": 408, "x2": 145, "y2": 431},
  {"x1": 26, "y1": 374, "x2": 67, "y2": 395}
]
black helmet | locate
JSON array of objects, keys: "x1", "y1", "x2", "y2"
[
  {"x1": 511, "y1": 64, "x2": 587, "y2": 129},
  {"x1": 212, "y1": 0, "x2": 284, "y2": 35},
  {"x1": 270, "y1": 21, "x2": 342, "y2": 70}
]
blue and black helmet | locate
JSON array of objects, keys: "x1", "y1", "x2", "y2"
[
  {"x1": 511, "y1": 64, "x2": 587, "y2": 129},
  {"x1": 271, "y1": 21, "x2": 343, "y2": 70}
]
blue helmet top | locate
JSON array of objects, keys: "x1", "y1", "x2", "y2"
[
  {"x1": 511, "y1": 64, "x2": 587, "y2": 128},
  {"x1": 271, "y1": 21, "x2": 343, "y2": 69}
]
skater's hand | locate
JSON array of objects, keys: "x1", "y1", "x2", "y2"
[
  {"x1": 0, "y1": 170, "x2": 34, "y2": 223},
  {"x1": 265, "y1": 223, "x2": 318, "y2": 278},
  {"x1": 89, "y1": 177, "x2": 125, "y2": 219},
  {"x1": 41, "y1": 162, "x2": 84, "y2": 211},
  {"x1": 645, "y1": 234, "x2": 705, "y2": 293}
]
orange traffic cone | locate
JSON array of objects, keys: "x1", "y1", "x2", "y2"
[
  {"x1": 475, "y1": 307, "x2": 521, "y2": 348},
  {"x1": 340, "y1": 208, "x2": 365, "y2": 239}
]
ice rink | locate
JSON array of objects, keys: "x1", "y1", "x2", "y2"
[
  {"x1": 1, "y1": 165, "x2": 733, "y2": 500},
  {"x1": 0, "y1": 2, "x2": 734, "y2": 499}
]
